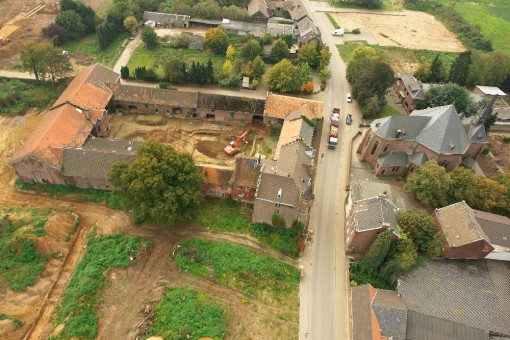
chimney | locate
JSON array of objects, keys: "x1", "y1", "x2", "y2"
[{"x1": 395, "y1": 129, "x2": 402, "y2": 138}]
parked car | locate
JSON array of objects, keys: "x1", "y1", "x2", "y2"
[
  {"x1": 332, "y1": 28, "x2": 344, "y2": 36},
  {"x1": 346, "y1": 114, "x2": 352, "y2": 125},
  {"x1": 346, "y1": 93, "x2": 352, "y2": 103}
]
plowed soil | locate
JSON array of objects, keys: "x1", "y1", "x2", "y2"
[
  {"x1": 0, "y1": 112, "x2": 297, "y2": 339},
  {"x1": 332, "y1": 10, "x2": 465, "y2": 52}
]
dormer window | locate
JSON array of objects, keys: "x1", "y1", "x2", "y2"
[{"x1": 277, "y1": 188, "x2": 282, "y2": 198}]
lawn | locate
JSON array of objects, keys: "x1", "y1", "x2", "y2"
[
  {"x1": 127, "y1": 45, "x2": 226, "y2": 78},
  {"x1": 52, "y1": 230, "x2": 148, "y2": 340},
  {"x1": 63, "y1": 32, "x2": 130, "y2": 68},
  {"x1": 451, "y1": 0, "x2": 510, "y2": 54},
  {"x1": 378, "y1": 104, "x2": 402, "y2": 118},
  {"x1": 0, "y1": 208, "x2": 52, "y2": 291},
  {"x1": 174, "y1": 239, "x2": 300, "y2": 303},
  {"x1": 337, "y1": 43, "x2": 459, "y2": 73},
  {"x1": 330, "y1": 0, "x2": 403, "y2": 11},
  {"x1": 0, "y1": 78, "x2": 65, "y2": 115},
  {"x1": 147, "y1": 287, "x2": 227, "y2": 340},
  {"x1": 195, "y1": 198, "x2": 302, "y2": 257}
]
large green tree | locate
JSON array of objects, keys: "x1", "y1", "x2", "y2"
[
  {"x1": 449, "y1": 50, "x2": 472, "y2": 86},
  {"x1": 60, "y1": 0, "x2": 96, "y2": 34},
  {"x1": 448, "y1": 166, "x2": 476, "y2": 205},
  {"x1": 141, "y1": 26, "x2": 159, "y2": 49},
  {"x1": 358, "y1": 229, "x2": 393, "y2": 275},
  {"x1": 429, "y1": 54, "x2": 446, "y2": 83},
  {"x1": 205, "y1": 27, "x2": 228, "y2": 55},
  {"x1": 20, "y1": 41, "x2": 72, "y2": 84},
  {"x1": 297, "y1": 41, "x2": 320, "y2": 69},
  {"x1": 417, "y1": 83, "x2": 473, "y2": 114},
  {"x1": 472, "y1": 176, "x2": 507, "y2": 212},
  {"x1": 240, "y1": 39, "x2": 263, "y2": 62},
  {"x1": 397, "y1": 209, "x2": 441, "y2": 255},
  {"x1": 380, "y1": 236, "x2": 417, "y2": 284},
  {"x1": 55, "y1": 10, "x2": 85, "y2": 40},
  {"x1": 269, "y1": 39, "x2": 289, "y2": 64},
  {"x1": 266, "y1": 59, "x2": 311, "y2": 93},
  {"x1": 108, "y1": 141, "x2": 203, "y2": 224},
  {"x1": 404, "y1": 160, "x2": 451, "y2": 208}
]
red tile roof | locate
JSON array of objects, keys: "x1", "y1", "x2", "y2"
[
  {"x1": 264, "y1": 93, "x2": 324, "y2": 120},
  {"x1": 12, "y1": 64, "x2": 119, "y2": 167}
]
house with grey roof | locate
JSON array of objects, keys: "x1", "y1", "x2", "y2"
[
  {"x1": 108, "y1": 84, "x2": 198, "y2": 117},
  {"x1": 62, "y1": 138, "x2": 141, "y2": 189},
  {"x1": 394, "y1": 73, "x2": 426, "y2": 114},
  {"x1": 346, "y1": 180, "x2": 404, "y2": 254},
  {"x1": 397, "y1": 259, "x2": 510, "y2": 338},
  {"x1": 351, "y1": 283, "x2": 497, "y2": 340},
  {"x1": 143, "y1": 11, "x2": 190, "y2": 28},
  {"x1": 346, "y1": 196, "x2": 400, "y2": 254},
  {"x1": 357, "y1": 104, "x2": 489, "y2": 176},
  {"x1": 253, "y1": 139, "x2": 314, "y2": 226},
  {"x1": 295, "y1": 16, "x2": 320, "y2": 46},
  {"x1": 351, "y1": 284, "x2": 407, "y2": 340},
  {"x1": 434, "y1": 201, "x2": 494, "y2": 259}
]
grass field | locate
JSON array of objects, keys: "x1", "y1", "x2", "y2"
[
  {"x1": 127, "y1": 45, "x2": 226, "y2": 78},
  {"x1": 53, "y1": 230, "x2": 146, "y2": 339},
  {"x1": 0, "y1": 208, "x2": 52, "y2": 291},
  {"x1": 378, "y1": 104, "x2": 402, "y2": 118},
  {"x1": 450, "y1": 0, "x2": 510, "y2": 54},
  {"x1": 174, "y1": 239, "x2": 300, "y2": 303},
  {"x1": 337, "y1": 43, "x2": 458, "y2": 73},
  {"x1": 147, "y1": 287, "x2": 227, "y2": 340},
  {"x1": 63, "y1": 32, "x2": 130, "y2": 68},
  {"x1": 0, "y1": 79, "x2": 65, "y2": 115},
  {"x1": 331, "y1": 0, "x2": 403, "y2": 11},
  {"x1": 195, "y1": 198, "x2": 302, "y2": 257}
]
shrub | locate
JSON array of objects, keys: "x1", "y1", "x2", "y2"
[
  {"x1": 352, "y1": 28, "x2": 361, "y2": 34},
  {"x1": 167, "y1": 33, "x2": 192, "y2": 48},
  {"x1": 482, "y1": 146, "x2": 490, "y2": 155}
]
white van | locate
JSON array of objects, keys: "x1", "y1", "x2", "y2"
[{"x1": 332, "y1": 28, "x2": 344, "y2": 36}]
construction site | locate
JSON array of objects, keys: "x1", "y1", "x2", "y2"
[{"x1": 106, "y1": 114, "x2": 277, "y2": 165}]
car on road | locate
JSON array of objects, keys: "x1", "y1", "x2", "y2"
[
  {"x1": 332, "y1": 28, "x2": 344, "y2": 36},
  {"x1": 346, "y1": 93, "x2": 352, "y2": 103},
  {"x1": 346, "y1": 114, "x2": 352, "y2": 125}
]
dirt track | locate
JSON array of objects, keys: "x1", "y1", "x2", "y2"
[{"x1": 0, "y1": 113, "x2": 298, "y2": 339}]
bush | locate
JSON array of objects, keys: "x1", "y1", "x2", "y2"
[
  {"x1": 352, "y1": 28, "x2": 361, "y2": 34},
  {"x1": 134, "y1": 66, "x2": 159, "y2": 81},
  {"x1": 167, "y1": 33, "x2": 192, "y2": 48},
  {"x1": 159, "y1": 82, "x2": 170, "y2": 89},
  {"x1": 482, "y1": 146, "x2": 490, "y2": 155}
]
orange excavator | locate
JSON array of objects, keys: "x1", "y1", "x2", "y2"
[{"x1": 224, "y1": 130, "x2": 249, "y2": 156}]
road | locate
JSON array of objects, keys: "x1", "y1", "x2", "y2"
[{"x1": 299, "y1": 3, "x2": 361, "y2": 340}]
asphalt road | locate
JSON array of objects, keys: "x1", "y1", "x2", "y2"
[{"x1": 299, "y1": 3, "x2": 359, "y2": 340}]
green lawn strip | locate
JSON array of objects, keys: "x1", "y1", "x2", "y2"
[
  {"x1": 147, "y1": 287, "x2": 227, "y2": 340},
  {"x1": 325, "y1": 12, "x2": 340, "y2": 29},
  {"x1": 127, "y1": 45, "x2": 227, "y2": 79},
  {"x1": 63, "y1": 32, "x2": 130, "y2": 68},
  {"x1": 337, "y1": 44, "x2": 458, "y2": 71},
  {"x1": 52, "y1": 230, "x2": 144, "y2": 340},
  {"x1": 0, "y1": 313, "x2": 23, "y2": 327},
  {"x1": 330, "y1": 0, "x2": 402, "y2": 11},
  {"x1": 15, "y1": 180, "x2": 121, "y2": 208},
  {"x1": 174, "y1": 239, "x2": 300, "y2": 302},
  {"x1": 0, "y1": 78, "x2": 65, "y2": 115},
  {"x1": 0, "y1": 208, "x2": 53, "y2": 291},
  {"x1": 454, "y1": 1, "x2": 510, "y2": 54},
  {"x1": 195, "y1": 198, "x2": 301, "y2": 257},
  {"x1": 378, "y1": 104, "x2": 402, "y2": 118}
]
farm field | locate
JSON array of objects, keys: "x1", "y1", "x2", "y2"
[
  {"x1": 337, "y1": 44, "x2": 458, "y2": 75},
  {"x1": 428, "y1": 0, "x2": 510, "y2": 54},
  {"x1": 331, "y1": 10, "x2": 465, "y2": 52}
]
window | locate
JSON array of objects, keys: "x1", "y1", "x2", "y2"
[
  {"x1": 381, "y1": 169, "x2": 386, "y2": 175},
  {"x1": 383, "y1": 144, "x2": 389, "y2": 152},
  {"x1": 246, "y1": 186, "x2": 250, "y2": 191},
  {"x1": 392, "y1": 167, "x2": 398, "y2": 172},
  {"x1": 370, "y1": 141, "x2": 379, "y2": 155}
]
